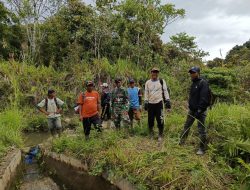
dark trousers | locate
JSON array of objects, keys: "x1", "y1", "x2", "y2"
[
  {"x1": 101, "y1": 104, "x2": 111, "y2": 120},
  {"x1": 148, "y1": 101, "x2": 164, "y2": 136},
  {"x1": 82, "y1": 114, "x2": 102, "y2": 136},
  {"x1": 180, "y1": 110, "x2": 207, "y2": 149}
]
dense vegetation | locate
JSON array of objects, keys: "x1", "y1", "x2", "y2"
[
  {"x1": 52, "y1": 103, "x2": 250, "y2": 189},
  {"x1": 0, "y1": 0, "x2": 250, "y2": 189}
]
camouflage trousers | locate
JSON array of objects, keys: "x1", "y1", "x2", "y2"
[{"x1": 112, "y1": 108, "x2": 130, "y2": 129}]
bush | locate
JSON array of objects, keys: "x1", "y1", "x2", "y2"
[{"x1": 203, "y1": 67, "x2": 237, "y2": 101}]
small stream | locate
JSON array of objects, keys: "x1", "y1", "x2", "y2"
[
  {"x1": 10, "y1": 132, "x2": 119, "y2": 190},
  {"x1": 23, "y1": 132, "x2": 51, "y2": 147}
]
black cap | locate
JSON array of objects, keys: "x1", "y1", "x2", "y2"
[
  {"x1": 48, "y1": 89, "x2": 55, "y2": 95},
  {"x1": 129, "y1": 79, "x2": 135, "y2": 83},
  {"x1": 189, "y1": 66, "x2": 200, "y2": 73},
  {"x1": 115, "y1": 78, "x2": 122, "y2": 83},
  {"x1": 86, "y1": 81, "x2": 94, "y2": 86}
]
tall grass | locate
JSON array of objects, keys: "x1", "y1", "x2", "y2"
[
  {"x1": 0, "y1": 109, "x2": 26, "y2": 158},
  {"x1": 51, "y1": 103, "x2": 250, "y2": 189},
  {"x1": 207, "y1": 103, "x2": 250, "y2": 156}
]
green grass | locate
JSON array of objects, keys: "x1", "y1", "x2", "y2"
[
  {"x1": 0, "y1": 109, "x2": 26, "y2": 158},
  {"x1": 52, "y1": 103, "x2": 250, "y2": 189}
]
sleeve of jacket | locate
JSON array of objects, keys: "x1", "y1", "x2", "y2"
[{"x1": 198, "y1": 80, "x2": 209, "y2": 111}]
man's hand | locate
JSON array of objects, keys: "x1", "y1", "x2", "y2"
[
  {"x1": 194, "y1": 110, "x2": 202, "y2": 119},
  {"x1": 139, "y1": 105, "x2": 143, "y2": 112},
  {"x1": 165, "y1": 99, "x2": 171, "y2": 109},
  {"x1": 79, "y1": 115, "x2": 83, "y2": 121},
  {"x1": 56, "y1": 108, "x2": 62, "y2": 114}
]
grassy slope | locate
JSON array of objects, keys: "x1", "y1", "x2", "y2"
[{"x1": 52, "y1": 103, "x2": 250, "y2": 190}]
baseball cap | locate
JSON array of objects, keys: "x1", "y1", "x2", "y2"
[
  {"x1": 86, "y1": 81, "x2": 94, "y2": 86},
  {"x1": 102, "y1": 83, "x2": 108, "y2": 87},
  {"x1": 188, "y1": 66, "x2": 200, "y2": 73},
  {"x1": 129, "y1": 79, "x2": 135, "y2": 83},
  {"x1": 151, "y1": 67, "x2": 160, "y2": 72},
  {"x1": 115, "y1": 78, "x2": 122, "y2": 83}
]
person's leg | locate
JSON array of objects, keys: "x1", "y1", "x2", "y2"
[
  {"x1": 122, "y1": 110, "x2": 131, "y2": 128},
  {"x1": 128, "y1": 108, "x2": 134, "y2": 127},
  {"x1": 106, "y1": 104, "x2": 111, "y2": 120},
  {"x1": 148, "y1": 103, "x2": 155, "y2": 137},
  {"x1": 48, "y1": 118, "x2": 56, "y2": 136},
  {"x1": 101, "y1": 106, "x2": 105, "y2": 120},
  {"x1": 179, "y1": 110, "x2": 195, "y2": 144},
  {"x1": 155, "y1": 101, "x2": 164, "y2": 138},
  {"x1": 106, "y1": 104, "x2": 111, "y2": 128},
  {"x1": 82, "y1": 118, "x2": 91, "y2": 139},
  {"x1": 134, "y1": 108, "x2": 141, "y2": 127},
  {"x1": 114, "y1": 110, "x2": 121, "y2": 129},
  {"x1": 197, "y1": 111, "x2": 207, "y2": 152},
  {"x1": 54, "y1": 117, "x2": 62, "y2": 136},
  {"x1": 91, "y1": 114, "x2": 102, "y2": 132}
]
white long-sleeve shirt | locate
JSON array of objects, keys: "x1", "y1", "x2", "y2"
[{"x1": 144, "y1": 79, "x2": 170, "y2": 104}]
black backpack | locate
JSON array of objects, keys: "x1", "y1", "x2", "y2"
[{"x1": 199, "y1": 79, "x2": 214, "y2": 108}]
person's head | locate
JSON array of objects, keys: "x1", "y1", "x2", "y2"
[
  {"x1": 129, "y1": 79, "x2": 135, "y2": 88},
  {"x1": 115, "y1": 78, "x2": 122, "y2": 88},
  {"x1": 86, "y1": 81, "x2": 94, "y2": 92},
  {"x1": 151, "y1": 67, "x2": 160, "y2": 80},
  {"x1": 188, "y1": 66, "x2": 200, "y2": 80},
  {"x1": 102, "y1": 83, "x2": 108, "y2": 89},
  {"x1": 48, "y1": 89, "x2": 56, "y2": 98}
]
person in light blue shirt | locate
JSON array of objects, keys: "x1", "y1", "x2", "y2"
[{"x1": 127, "y1": 79, "x2": 142, "y2": 127}]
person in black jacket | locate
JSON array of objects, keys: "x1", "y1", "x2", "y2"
[
  {"x1": 101, "y1": 83, "x2": 111, "y2": 122},
  {"x1": 179, "y1": 66, "x2": 210, "y2": 155}
]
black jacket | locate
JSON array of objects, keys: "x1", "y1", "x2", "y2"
[
  {"x1": 101, "y1": 91, "x2": 111, "y2": 107},
  {"x1": 188, "y1": 77, "x2": 210, "y2": 112}
]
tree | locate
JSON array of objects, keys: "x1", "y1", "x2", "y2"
[
  {"x1": 207, "y1": 57, "x2": 224, "y2": 68},
  {"x1": 6, "y1": 0, "x2": 66, "y2": 63},
  {"x1": 170, "y1": 32, "x2": 209, "y2": 61},
  {"x1": 0, "y1": 2, "x2": 23, "y2": 60},
  {"x1": 225, "y1": 40, "x2": 250, "y2": 67}
]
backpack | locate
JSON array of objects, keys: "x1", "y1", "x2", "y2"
[
  {"x1": 199, "y1": 79, "x2": 214, "y2": 108},
  {"x1": 45, "y1": 98, "x2": 59, "y2": 112},
  {"x1": 159, "y1": 79, "x2": 171, "y2": 102}
]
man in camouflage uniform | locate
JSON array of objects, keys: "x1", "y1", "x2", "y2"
[{"x1": 111, "y1": 78, "x2": 130, "y2": 129}]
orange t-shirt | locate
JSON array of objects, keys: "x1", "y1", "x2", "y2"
[{"x1": 77, "y1": 91, "x2": 99, "y2": 118}]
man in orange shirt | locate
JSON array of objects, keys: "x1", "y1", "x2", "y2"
[{"x1": 77, "y1": 81, "x2": 102, "y2": 139}]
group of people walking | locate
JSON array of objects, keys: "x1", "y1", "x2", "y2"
[{"x1": 37, "y1": 66, "x2": 211, "y2": 155}]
